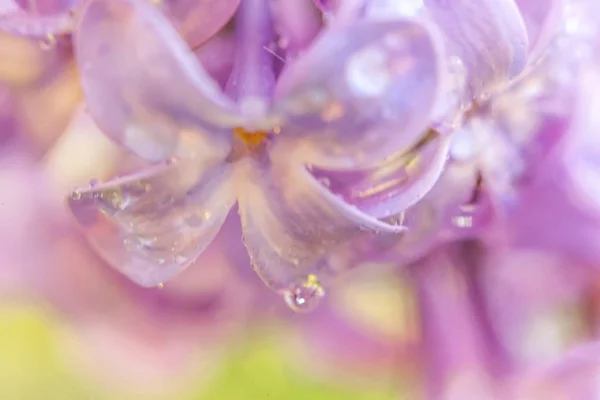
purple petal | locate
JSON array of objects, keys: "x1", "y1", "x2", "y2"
[
  {"x1": 0, "y1": 0, "x2": 80, "y2": 37},
  {"x1": 67, "y1": 159, "x2": 235, "y2": 287},
  {"x1": 225, "y1": 0, "x2": 276, "y2": 102},
  {"x1": 424, "y1": 0, "x2": 529, "y2": 96},
  {"x1": 159, "y1": 0, "x2": 240, "y2": 49},
  {"x1": 193, "y1": 31, "x2": 236, "y2": 89},
  {"x1": 14, "y1": 0, "x2": 78, "y2": 15},
  {"x1": 274, "y1": 18, "x2": 442, "y2": 168},
  {"x1": 237, "y1": 150, "x2": 405, "y2": 294},
  {"x1": 271, "y1": 0, "x2": 322, "y2": 57},
  {"x1": 312, "y1": 130, "x2": 450, "y2": 219},
  {"x1": 514, "y1": 0, "x2": 563, "y2": 61},
  {"x1": 74, "y1": 0, "x2": 241, "y2": 162}
]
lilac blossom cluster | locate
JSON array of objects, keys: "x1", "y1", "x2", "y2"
[{"x1": 2, "y1": 0, "x2": 600, "y2": 398}]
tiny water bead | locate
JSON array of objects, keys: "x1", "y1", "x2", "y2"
[
  {"x1": 39, "y1": 34, "x2": 56, "y2": 50},
  {"x1": 283, "y1": 274, "x2": 325, "y2": 312}
]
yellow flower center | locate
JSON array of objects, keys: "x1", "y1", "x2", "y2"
[{"x1": 233, "y1": 127, "x2": 269, "y2": 149}]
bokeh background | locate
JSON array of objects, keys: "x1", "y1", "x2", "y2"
[{"x1": 2, "y1": 0, "x2": 600, "y2": 399}]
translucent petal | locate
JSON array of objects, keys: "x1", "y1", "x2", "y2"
[
  {"x1": 193, "y1": 31, "x2": 236, "y2": 89},
  {"x1": 274, "y1": 18, "x2": 442, "y2": 168},
  {"x1": 159, "y1": 0, "x2": 240, "y2": 49},
  {"x1": 67, "y1": 159, "x2": 235, "y2": 287},
  {"x1": 74, "y1": 0, "x2": 241, "y2": 162},
  {"x1": 516, "y1": 342, "x2": 600, "y2": 399},
  {"x1": 423, "y1": 0, "x2": 529, "y2": 96},
  {"x1": 14, "y1": 0, "x2": 78, "y2": 15},
  {"x1": 514, "y1": 0, "x2": 563, "y2": 61},
  {"x1": 0, "y1": 0, "x2": 79, "y2": 36},
  {"x1": 271, "y1": 0, "x2": 321, "y2": 56},
  {"x1": 311, "y1": 130, "x2": 451, "y2": 219},
  {"x1": 236, "y1": 152, "x2": 405, "y2": 292}
]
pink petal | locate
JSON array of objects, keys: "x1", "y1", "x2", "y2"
[
  {"x1": 67, "y1": 159, "x2": 235, "y2": 287},
  {"x1": 274, "y1": 18, "x2": 442, "y2": 168},
  {"x1": 514, "y1": 0, "x2": 563, "y2": 61},
  {"x1": 424, "y1": 0, "x2": 529, "y2": 96},
  {"x1": 74, "y1": 0, "x2": 240, "y2": 162},
  {"x1": 158, "y1": 0, "x2": 240, "y2": 49},
  {"x1": 236, "y1": 150, "x2": 405, "y2": 295}
]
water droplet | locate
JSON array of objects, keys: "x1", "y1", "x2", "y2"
[
  {"x1": 71, "y1": 191, "x2": 81, "y2": 200},
  {"x1": 137, "y1": 235, "x2": 158, "y2": 248},
  {"x1": 157, "y1": 282, "x2": 164, "y2": 289},
  {"x1": 99, "y1": 189, "x2": 129, "y2": 211},
  {"x1": 123, "y1": 237, "x2": 136, "y2": 251},
  {"x1": 452, "y1": 215, "x2": 473, "y2": 228},
  {"x1": 346, "y1": 46, "x2": 392, "y2": 97},
  {"x1": 283, "y1": 274, "x2": 325, "y2": 313},
  {"x1": 184, "y1": 212, "x2": 204, "y2": 227},
  {"x1": 175, "y1": 255, "x2": 188, "y2": 265},
  {"x1": 39, "y1": 34, "x2": 56, "y2": 50}
]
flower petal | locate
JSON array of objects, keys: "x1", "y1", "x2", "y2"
[
  {"x1": 271, "y1": 0, "x2": 321, "y2": 56},
  {"x1": 514, "y1": 0, "x2": 563, "y2": 61},
  {"x1": 516, "y1": 342, "x2": 600, "y2": 399},
  {"x1": 192, "y1": 30, "x2": 236, "y2": 88},
  {"x1": 14, "y1": 0, "x2": 78, "y2": 15},
  {"x1": 311, "y1": 131, "x2": 450, "y2": 220},
  {"x1": 74, "y1": 0, "x2": 240, "y2": 162},
  {"x1": 67, "y1": 159, "x2": 235, "y2": 287},
  {"x1": 159, "y1": 0, "x2": 240, "y2": 49},
  {"x1": 274, "y1": 18, "x2": 442, "y2": 168},
  {"x1": 236, "y1": 151, "x2": 405, "y2": 292},
  {"x1": 424, "y1": 0, "x2": 529, "y2": 96},
  {"x1": 0, "y1": 1, "x2": 75, "y2": 36}
]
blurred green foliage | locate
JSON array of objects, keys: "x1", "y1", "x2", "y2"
[{"x1": 0, "y1": 307, "x2": 396, "y2": 400}]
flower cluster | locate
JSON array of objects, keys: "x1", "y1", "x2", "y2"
[{"x1": 3, "y1": 0, "x2": 600, "y2": 397}]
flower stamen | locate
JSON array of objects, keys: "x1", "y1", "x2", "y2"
[{"x1": 233, "y1": 127, "x2": 269, "y2": 149}]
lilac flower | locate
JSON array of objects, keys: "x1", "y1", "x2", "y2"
[
  {"x1": 0, "y1": 150, "x2": 259, "y2": 396},
  {"x1": 287, "y1": 1, "x2": 600, "y2": 397},
  {"x1": 66, "y1": 0, "x2": 449, "y2": 310}
]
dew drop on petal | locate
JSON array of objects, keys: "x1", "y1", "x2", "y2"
[
  {"x1": 346, "y1": 46, "x2": 392, "y2": 97},
  {"x1": 157, "y1": 282, "x2": 164, "y2": 289},
  {"x1": 175, "y1": 254, "x2": 188, "y2": 265},
  {"x1": 283, "y1": 274, "x2": 325, "y2": 313},
  {"x1": 39, "y1": 34, "x2": 56, "y2": 51}
]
